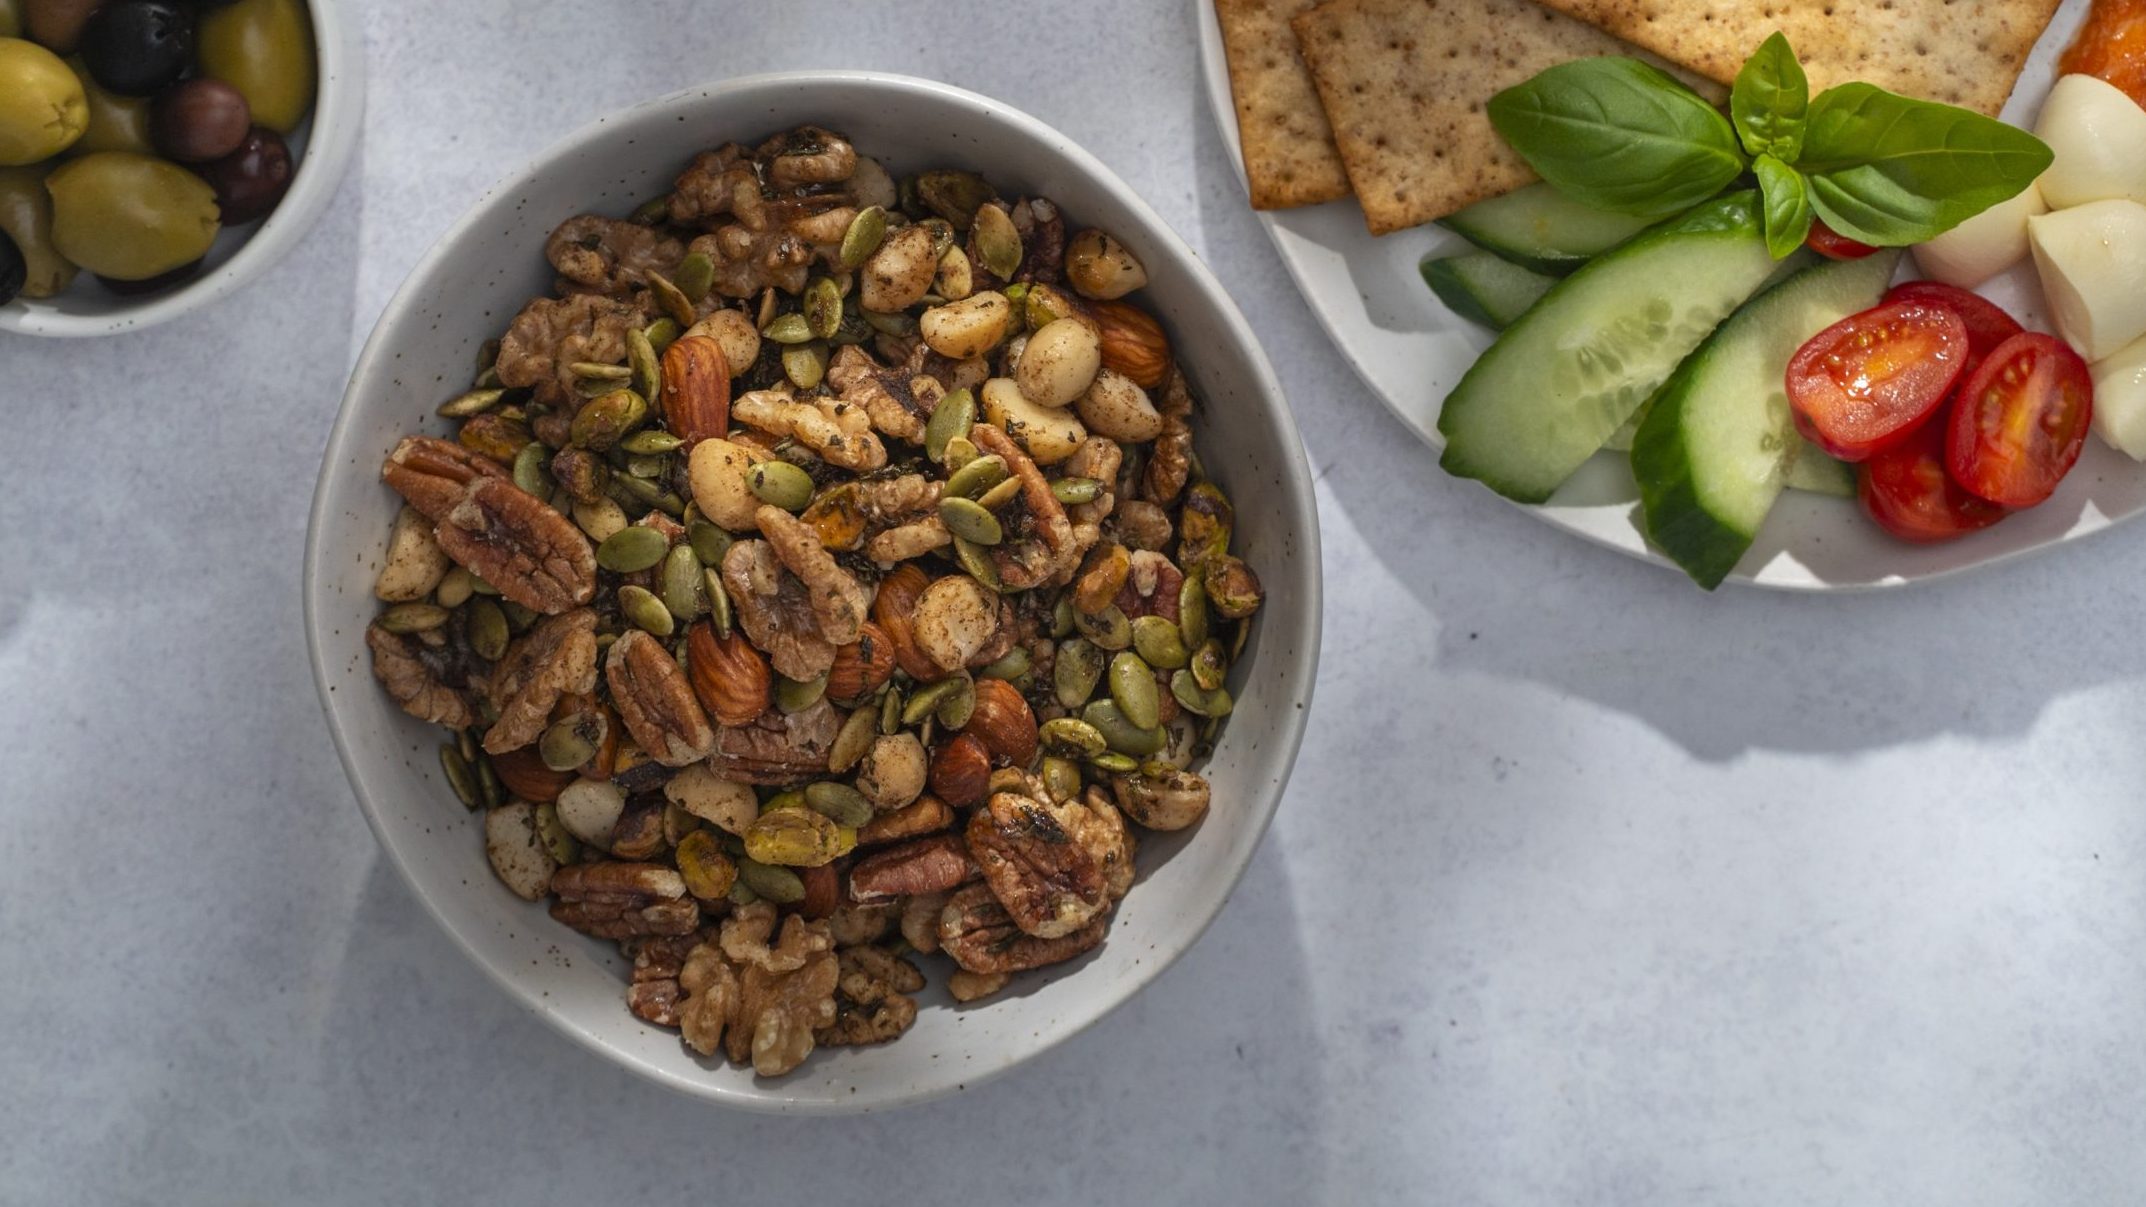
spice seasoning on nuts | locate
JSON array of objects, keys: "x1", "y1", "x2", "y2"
[{"x1": 362, "y1": 125, "x2": 1266, "y2": 1078}]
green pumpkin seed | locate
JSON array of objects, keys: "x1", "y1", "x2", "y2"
[
  {"x1": 945, "y1": 453, "x2": 1008, "y2": 500},
  {"x1": 704, "y1": 568, "x2": 734, "y2": 638},
  {"x1": 474, "y1": 338, "x2": 501, "y2": 375},
  {"x1": 501, "y1": 601, "x2": 538, "y2": 634},
  {"x1": 644, "y1": 317, "x2": 682, "y2": 355},
  {"x1": 829, "y1": 705, "x2": 880, "y2": 774},
  {"x1": 511, "y1": 442, "x2": 550, "y2": 498},
  {"x1": 675, "y1": 252, "x2": 715, "y2": 304},
  {"x1": 775, "y1": 672, "x2": 829, "y2": 713},
  {"x1": 628, "y1": 327, "x2": 662, "y2": 400},
  {"x1": 647, "y1": 271, "x2": 697, "y2": 328},
  {"x1": 939, "y1": 496, "x2": 1003, "y2": 545},
  {"x1": 619, "y1": 585, "x2": 675, "y2": 637},
  {"x1": 538, "y1": 718, "x2": 597, "y2": 772},
  {"x1": 917, "y1": 170, "x2": 991, "y2": 228},
  {"x1": 624, "y1": 453, "x2": 668, "y2": 480},
  {"x1": 630, "y1": 194, "x2": 670, "y2": 224},
  {"x1": 1179, "y1": 574, "x2": 1210, "y2": 651},
  {"x1": 936, "y1": 676, "x2": 977, "y2": 729},
  {"x1": 975, "y1": 476, "x2": 1022, "y2": 512},
  {"x1": 924, "y1": 388, "x2": 976, "y2": 463},
  {"x1": 953, "y1": 537, "x2": 1003, "y2": 592},
  {"x1": 1132, "y1": 615, "x2": 1189, "y2": 669},
  {"x1": 902, "y1": 676, "x2": 968, "y2": 726},
  {"x1": 535, "y1": 801, "x2": 581, "y2": 864},
  {"x1": 439, "y1": 744, "x2": 479, "y2": 809},
  {"x1": 574, "y1": 497, "x2": 629, "y2": 544},
  {"x1": 687, "y1": 520, "x2": 734, "y2": 567},
  {"x1": 620, "y1": 429, "x2": 684, "y2": 456},
  {"x1": 377, "y1": 602, "x2": 449, "y2": 634},
  {"x1": 1040, "y1": 756, "x2": 1083, "y2": 802},
  {"x1": 1003, "y1": 282, "x2": 1030, "y2": 305},
  {"x1": 1052, "y1": 596, "x2": 1076, "y2": 638},
  {"x1": 1231, "y1": 615, "x2": 1253, "y2": 662},
  {"x1": 804, "y1": 781, "x2": 874, "y2": 828},
  {"x1": 737, "y1": 857, "x2": 805, "y2": 904},
  {"x1": 804, "y1": 277, "x2": 844, "y2": 340},
  {"x1": 1039, "y1": 717, "x2": 1108, "y2": 759},
  {"x1": 457, "y1": 727, "x2": 480, "y2": 764},
  {"x1": 473, "y1": 367, "x2": 504, "y2": 390},
  {"x1": 438, "y1": 387, "x2": 505, "y2": 418},
  {"x1": 1108, "y1": 652, "x2": 1161, "y2": 729},
  {"x1": 661, "y1": 544, "x2": 705, "y2": 621},
  {"x1": 943, "y1": 436, "x2": 980, "y2": 472},
  {"x1": 1050, "y1": 476, "x2": 1103, "y2": 505},
  {"x1": 1190, "y1": 639, "x2": 1228, "y2": 693},
  {"x1": 596, "y1": 525, "x2": 670, "y2": 573},
  {"x1": 1091, "y1": 751, "x2": 1140, "y2": 774},
  {"x1": 469, "y1": 575, "x2": 501, "y2": 596},
  {"x1": 1083, "y1": 698, "x2": 1167, "y2": 756},
  {"x1": 1054, "y1": 637, "x2": 1105, "y2": 708},
  {"x1": 840, "y1": 205, "x2": 887, "y2": 270},
  {"x1": 748, "y1": 460, "x2": 815, "y2": 511},
  {"x1": 467, "y1": 598, "x2": 510, "y2": 661},
  {"x1": 1073, "y1": 604, "x2": 1132, "y2": 651},
  {"x1": 435, "y1": 566, "x2": 476, "y2": 609},
  {"x1": 569, "y1": 388, "x2": 648, "y2": 451},
  {"x1": 879, "y1": 685, "x2": 904, "y2": 735},
  {"x1": 783, "y1": 340, "x2": 830, "y2": 390},
  {"x1": 1171, "y1": 669, "x2": 1233, "y2": 718},
  {"x1": 762, "y1": 312, "x2": 814, "y2": 345},
  {"x1": 977, "y1": 645, "x2": 1031, "y2": 682},
  {"x1": 569, "y1": 361, "x2": 633, "y2": 382},
  {"x1": 475, "y1": 753, "x2": 505, "y2": 808},
  {"x1": 863, "y1": 309, "x2": 917, "y2": 337},
  {"x1": 972, "y1": 203, "x2": 1022, "y2": 280}
]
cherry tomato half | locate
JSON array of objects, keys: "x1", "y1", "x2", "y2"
[
  {"x1": 1858, "y1": 409, "x2": 2009, "y2": 542},
  {"x1": 1946, "y1": 332, "x2": 2094, "y2": 508},
  {"x1": 1884, "y1": 281, "x2": 2026, "y2": 377},
  {"x1": 1787, "y1": 300, "x2": 1971, "y2": 461},
  {"x1": 1807, "y1": 220, "x2": 1881, "y2": 260}
]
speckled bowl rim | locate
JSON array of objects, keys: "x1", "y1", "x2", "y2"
[
  {"x1": 0, "y1": 0, "x2": 365, "y2": 338},
  {"x1": 303, "y1": 71, "x2": 1321, "y2": 1112}
]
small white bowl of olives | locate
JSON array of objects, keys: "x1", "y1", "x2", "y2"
[{"x1": 0, "y1": 0, "x2": 361, "y2": 337}]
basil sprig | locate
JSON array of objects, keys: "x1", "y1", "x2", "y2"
[{"x1": 1486, "y1": 33, "x2": 2050, "y2": 257}]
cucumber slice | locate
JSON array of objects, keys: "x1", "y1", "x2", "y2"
[
  {"x1": 1420, "y1": 251, "x2": 1558, "y2": 330},
  {"x1": 1438, "y1": 192, "x2": 1778, "y2": 504},
  {"x1": 1437, "y1": 182, "x2": 1657, "y2": 275},
  {"x1": 1632, "y1": 250, "x2": 1902, "y2": 588},
  {"x1": 1784, "y1": 441, "x2": 1855, "y2": 497}
]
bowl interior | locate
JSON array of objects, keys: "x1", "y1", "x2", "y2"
[
  {"x1": 306, "y1": 73, "x2": 1320, "y2": 1112},
  {"x1": 0, "y1": 0, "x2": 363, "y2": 337}
]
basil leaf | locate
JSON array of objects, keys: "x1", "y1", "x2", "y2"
[
  {"x1": 1800, "y1": 83, "x2": 2054, "y2": 245},
  {"x1": 1753, "y1": 154, "x2": 1813, "y2": 259},
  {"x1": 1487, "y1": 57, "x2": 1747, "y2": 220},
  {"x1": 1732, "y1": 31, "x2": 1808, "y2": 161}
]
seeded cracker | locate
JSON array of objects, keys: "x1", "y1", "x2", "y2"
[
  {"x1": 1525, "y1": 0, "x2": 2063, "y2": 117},
  {"x1": 1215, "y1": 0, "x2": 1354, "y2": 208},
  {"x1": 1292, "y1": 0, "x2": 1721, "y2": 234}
]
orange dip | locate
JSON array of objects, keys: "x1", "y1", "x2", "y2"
[{"x1": 2062, "y1": 0, "x2": 2146, "y2": 105}]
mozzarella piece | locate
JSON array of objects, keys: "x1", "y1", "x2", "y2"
[
  {"x1": 2028, "y1": 200, "x2": 2146, "y2": 360},
  {"x1": 2091, "y1": 334, "x2": 2146, "y2": 460},
  {"x1": 1912, "y1": 180, "x2": 2047, "y2": 287},
  {"x1": 2036, "y1": 74, "x2": 2146, "y2": 209}
]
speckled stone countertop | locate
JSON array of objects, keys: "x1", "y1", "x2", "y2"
[{"x1": 4, "y1": 2, "x2": 2143, "y2": 1203}]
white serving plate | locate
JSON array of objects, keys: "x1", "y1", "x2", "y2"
[
  {"x1": 305, "y1": 72, "x2": 1321, "y2": 1112},
  {"x1": 1194, "y1": 0, "x2": 2138, "y2": 589}
]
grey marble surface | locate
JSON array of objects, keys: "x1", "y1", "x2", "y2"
[{"x1": 4, "y1": 2, "x2": 2143, "y2": 1203}]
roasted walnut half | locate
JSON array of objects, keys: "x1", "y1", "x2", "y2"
[
  {"x1": 676, "y1": 902, "x2": 840, "y2": 1076},
  {"x1": 482, "y1": 608, "x2": 599, "y2": 755},
  {"x1": 819, "y1": 945, "x2": 924, "y2": 1048},
  {"x1": 496, "y1": 292, "x2": 646, "y2": 408},
  {"x1": 721, "y1": 506, "x2": 870, "y2": 680}
]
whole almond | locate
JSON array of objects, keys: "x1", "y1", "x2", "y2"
[
  {"x1": 489, "y1": 745, "x2": 576, "y2": 804},
  {"x1": 686, "y1": 621, "x2": 771, "y2": 727},
  {"x1": 871, "y1": 563, "x2": 943, "y2": 682},
  {"x1": 660, "y1": 334, "x2": 732, "y2": 447},
  {"x1": 1092, "y1": 300, "x2": 1169, "y2": 389}
]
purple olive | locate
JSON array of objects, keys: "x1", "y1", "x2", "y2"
[
  {"x1": 80, "y1": 1, "x2": 196, "y2": 97},
  {"x1": 151, "y1": 77, "x2": 251, "y2": 162},
  {"x1": 195, "y1": 124, "x2": 291, "y2": 224}
]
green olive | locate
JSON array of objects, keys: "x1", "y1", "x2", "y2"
[
  {"x1": 0, "y1": 0, "x2": 21, "y2": 40},
  {"x1": 66, "y1": 56, "x2": 151, "y2": 156},
  {"x1": 46, "y1": 151, "x2": 219, "y2": 280},
  {"x1": 197, "y1": 0, "x2": 315, "y2": 134},
  {"x1": 0, "y1": 36, "x2": 86, "y2": 165},
  {"x1": 0, "y1": 163, "x2": 77, "y2": 296}
]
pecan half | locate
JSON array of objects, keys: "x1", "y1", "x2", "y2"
[
  {"x1": 381, "y1": 435, "x2": 507, "y2": 522},
  {"x1": 857, "y1": 793, "x2": 956, "y2": 847},
  {"x1": 432, "y1": 477, "x2": 598, "y2": 616},
  {"x1": 605, "y1": 630, "x2": 719, "y2": 767},
  {"x1": 709, "y1": 697, "x2": 840, "y2": 785},
  {"x1": 366, "y1": 623, "x2": 474, "y2": 729},
  {"x1": 846, "y1": 834, "x2": 980, "y2": 903},
  {"x1": 939, "y1": 883, "x2": 1106, "y2": 975},
  {"x1": 482, "y1": 608, "x2": 599, "y2": 754},
  {"x1": 549, "y1": 861, "x2": 700, "y2": 939},
  {"x1": 966, "y1": 788, "x2": 1110, "y2": 939},
  {"x1": 970, "y1": 423, "x2": 1074, "y2": 590}
]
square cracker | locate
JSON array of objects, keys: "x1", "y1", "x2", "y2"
[
  {"x1": 1292, "y1": 0, "x2": 1706, "y2": 234},
  {"x1": 1215, "y1": 0, "x2": 1355, "y2": 209},
  {"x1": 1527, "y1": 0, "x2": 2064, "y2": 116}
]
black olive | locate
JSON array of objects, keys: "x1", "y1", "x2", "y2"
[
  {"x1": 80, "y1": 1, "x2": 196, "y2": 98},
  {"x1": 0, "y1": 230, "x2": 26, "y2": 306}
]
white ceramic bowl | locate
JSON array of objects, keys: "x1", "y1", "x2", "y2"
[
  {"x1": 304, "y1": 72, "x2": 1321, "y2": 1112},
  {"x1": 0, "y1": 0, "x2": 364, "y2": 338}
]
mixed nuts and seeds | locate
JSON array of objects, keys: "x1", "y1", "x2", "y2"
[{"x1": 365, "y1": 124, "x2": 1264, "y2": 1077}]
